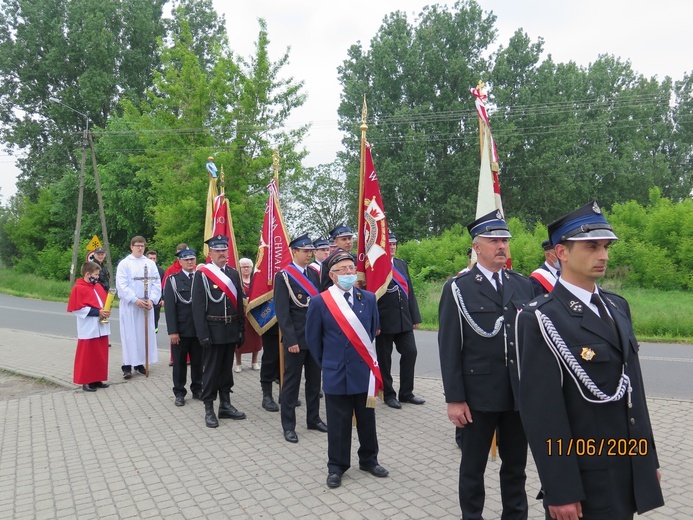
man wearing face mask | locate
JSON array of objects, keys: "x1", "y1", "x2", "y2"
[
  {"x1": 306, "y1": 250, "x2": 387, "y2": 489},
  {"x1": 529, "y1": 239, "x2": 561, "y2": 296}
]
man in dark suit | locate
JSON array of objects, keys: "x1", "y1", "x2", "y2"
[
  {"x1": 518, "y1": 201, "x2": 664, "y2": 520},
  {"x1": 529, "y1": 239, "x2": 561, "y2": 297},
  {"x1": 319, "y1": 224, "x2": 354, "y2": 291},
  {"x1": 164, "y1": 248, "x2": 202, "y2": 407},
  {"x1": 438, "y1": 210, "x2": 533, "y2": 520},
  {"x1": 377, "y1": 232, "x2": 425, "y2": 409},
  {"x1": 274, "y1": 234, "x2": 327, "y2": 443},
  {"x1": 306, "y1": 250, "x2": 388, "y2": 489},
  {"x1": 192, "y1": 235, "x2": 246, "y2": 428}
]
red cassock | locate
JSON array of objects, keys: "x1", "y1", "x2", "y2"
[{"x1": 67, "y1": 279, "x2": 110, "y2": 385}]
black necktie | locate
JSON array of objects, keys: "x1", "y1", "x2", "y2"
[
  {"x1": 591, "y1": 293, "x2": 615, "y2": 330},
  {"x1": 344, "y1": 292, "x2": 352, "y2": 308},
  {"x1": 492, "y1": 272, "x2": 504, "y2": 298}
]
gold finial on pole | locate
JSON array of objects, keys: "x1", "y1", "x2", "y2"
[
  {"x1": 360, "y1": 93, "x2": 368, "y2": 132},
  {"x1": 272, "y1": 148, "x2": 281, "y2": 190},
  {"x1": 476, "y1": 79, "x2": 485, "y2": 92},
  {"x1": 219, "y1": 165, "x2": 225, "y2": 192}
]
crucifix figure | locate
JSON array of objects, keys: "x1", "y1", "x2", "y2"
[{"x1": 134, "y1": 264, "x2": 158, "y2": 377}]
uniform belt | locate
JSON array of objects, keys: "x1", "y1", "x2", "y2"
[{"x1": 206, "y1": 315, "x2": 238, "y2": 323}]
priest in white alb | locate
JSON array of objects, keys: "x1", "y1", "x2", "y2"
[{"x1": 116, "y1": 235, "x2": 161, "y2": 378}]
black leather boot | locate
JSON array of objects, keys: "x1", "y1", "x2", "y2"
[
  {"x1": 204, "y1": 401, "x2": 219, "y2": 428},
  {"x1": 218, "y1": 392, "x2": 246, "y2": 420},
  {"x1": 261, "y1": 382, "x2": 279, "y2": 412}
]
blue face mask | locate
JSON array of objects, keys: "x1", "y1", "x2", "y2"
[
  {"x1": 337, "y1": 274, "x2": 357, "y2": 291},
  {"x1": 88, "y1": 276, "x2": 99, "y2": 284}
]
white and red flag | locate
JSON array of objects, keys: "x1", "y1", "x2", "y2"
[
  {"x1": 471, "y1": 83, "x2": 511, "y2": 268},
  {"x1": 356, "y1": 141, "x2": 392, "y2": 299}
]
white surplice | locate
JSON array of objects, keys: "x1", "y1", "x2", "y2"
[{"x1": 116, "y1": 254, "x2": 161, "y2": 366}]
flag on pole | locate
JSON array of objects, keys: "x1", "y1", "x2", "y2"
[
  {"x1": 471, "y1": 83, "x2": 511, "y2": 267},
  {"x1": 203, "y1": 173, "x2": 219, "y2": 259},
  {"x1": 210, "y1": 192, "x2": 240, "y2": 270},
  {"x1": 356, "y1": 140, "x2": 392, "y2": 299},
  {"x1": 246, "y1": 179, "x2": 291, "y2": 334}
]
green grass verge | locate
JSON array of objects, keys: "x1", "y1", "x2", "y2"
[{"x1": 414, "y1": 279, "x2": 693, "y2": 343}]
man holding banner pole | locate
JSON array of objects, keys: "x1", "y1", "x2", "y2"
[{"x1": 274, "y1": 234, "x2": 327, "y2": 443}]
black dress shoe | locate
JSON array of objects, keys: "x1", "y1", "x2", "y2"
[
  {"x1": 92, "y1": 382, "x2": 110, "y2": 388},
  {"x1": 174, "y1": 396, "x2": 185, "y2": 406},
  {"x1": 135, "y1": 365, "x2": 146, "y2": 375},
  {"x1": 284, "y1": 430, "x2": 299, "y2": 443},
  {"x1": 192, "y1": 393, "x2": 202, "y2": 400},
  {"x1": 307, "y1": 420, "x2": 328, "y2": 433},
  {"x1": 385, "y1": 398, "x2": 402, "y2": 409},
  {"x1": 359, "y1": 464, "x2": 389, "y2": 478},
  {"x1": 326, "y1": 473, "x2": 342, "y2": 488},
  {"x1": 401, "y1": 395, "x2": 426, "y2": 405},
  {"x1": 123, "y1": 371, "x2": 132, "y2": 380},
  {"x1": 82, "y1": 384, "x2": 97, "y2": 392}
]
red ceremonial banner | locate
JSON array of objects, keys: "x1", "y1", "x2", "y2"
[
  {"x1": 356, "y1": 142, "x2": 392, "y2": 299},
  {"x1": 246, "y1": 179, "x2": 291, "y2": 334}
]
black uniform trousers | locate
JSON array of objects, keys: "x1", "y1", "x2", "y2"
[
  {"x1": 201, "y1": 343, "x2": 235, "y2": 402},
  {"x1": 375, "y1": 330, "x2": 417, "y2": 401},
  {"x1": 458, "y1": 409, "x2": 528, "y2": 520},
  {"x1": 324, "y1": 393, "x2": 378, "y2": 475},
  {"x1": 171, "y1": 336, "x2": 203, "y2": 398},
  {"x1": 280, "y1": 347, "x2": 321, "y2": 431},
  {"x1": 260, "y1": 332, "x2": 280, "y2": 384}
]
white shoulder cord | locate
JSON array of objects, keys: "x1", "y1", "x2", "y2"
[
  {"x1": 535, "y1": 309, "x2": 632, "y2": 407},
  {"x1": 281, "y1": 272, "x2": 310, "y2": 308},
  {"x1": 169, "y1": 275, "x2": 193, "y2": 305},
  {"x1": 451, "y1": 281, "x2": 504, "y2": 338}
]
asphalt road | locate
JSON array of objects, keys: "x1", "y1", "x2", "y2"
[{"x1": 1, "y1": 293, "x2": 691, "y2": 400}]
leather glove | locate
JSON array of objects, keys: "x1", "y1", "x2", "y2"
[
  {"x1": 200, "y1": 338, "x2": 211, "y2": 348},
  {"x1": 237, "y1": 333, "x2": 245, "y2": 348}
]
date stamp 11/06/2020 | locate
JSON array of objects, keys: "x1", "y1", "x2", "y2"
[{"x1": 546, "y1": 438, "x2": 649, "y2": 457}]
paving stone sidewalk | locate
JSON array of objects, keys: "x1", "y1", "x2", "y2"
[{"x1": 0, "y1": 329, "x2": 689, "y2": 519}]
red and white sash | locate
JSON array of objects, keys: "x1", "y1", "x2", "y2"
[
  {"x1": 322, "y1": 286, "x2": 382, "y2": 406},
  {"x1": 198, "y1": 263, "x2": 238, "y2": 307},
  {"x1": 530, "y1": 268, "x2": 557, "y2": 293}
]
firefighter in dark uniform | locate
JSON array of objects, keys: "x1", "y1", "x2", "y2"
[
  {"x1": 192, "y1": 235, "x2": 246, "y2": 428},
  {"x1": 320, "y1": 224, "x2": 354, "y2": 291},
  {"x1": 377, "y1": 232, "x2": 425, "y2": 409},
  {"x1": 274, "y1": 234, "x2": 327, "y2": 443},
  {"x1": 518, "y1": 201, "x2": 664, "y2": 520},
  {"x1": 438, "y1": 210, "x2": 534, "y2": 520},
  {"x1": 164, "y1": 248, "x2": 203, "y2": 407},
  {"x1": 529, "y1": 239, "x2": 561, "y2": 297}
]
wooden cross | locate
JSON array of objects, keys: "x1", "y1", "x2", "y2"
[{"x1": 134, "y1": 264, "x2": 158, "y2": 377}]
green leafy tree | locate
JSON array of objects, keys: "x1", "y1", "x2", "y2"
[
  {"x1": 338, "y1": 1, "x2": 497, "y2": 241},
  {"x1": 0, "y1": 0, "x2": 166, "y2": 199},
  {"x1": 282, "y1": 161, "x2": 351, "y2": 238}
]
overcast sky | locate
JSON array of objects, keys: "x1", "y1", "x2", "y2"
[{"x1": 1, "y1": 0, "x2": 690, "y2": 203}]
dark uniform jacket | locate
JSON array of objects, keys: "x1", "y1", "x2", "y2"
[
  {"x1": 273, "y1": 264, "x2": 320, "y2": 350},
  {"x1": 192, "y1": 265, "x2": 244, "y2": 345},
  {"x1": 306, "y1": 287, "x2": 379, "y2": 395},
  {"x1": 377, "y1": 257, "x2": 421, "y2": 334},
  {"x1": 517, "y1": 282, "x2": 664, "y2": 516},
  {"x1": 164, "y1": 270, "x2": 196, "y2": 337},
  {"x1": 95, "y1": 259, "x2": 110, "y2": 292},
  {"x1": 529, "y1": 262, "x2": 558, "y2": 297},
  {"x1": 438, "y1": 265, "x2": 533, "y2": 411}
]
